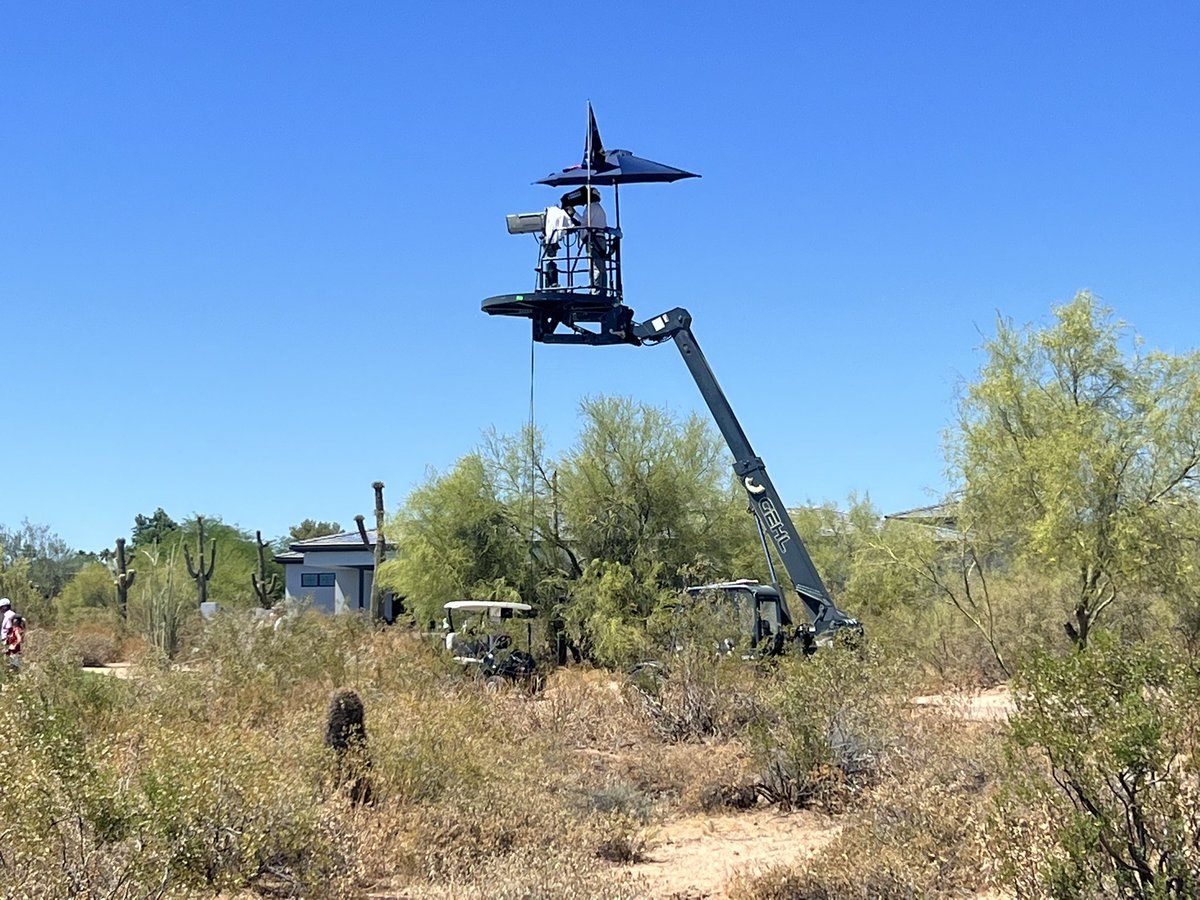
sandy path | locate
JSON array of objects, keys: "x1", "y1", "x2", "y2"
[{"x1": 628, "y1": 809, "x2": 840, "y2": 899}]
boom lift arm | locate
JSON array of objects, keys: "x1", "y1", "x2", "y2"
[{"x1": 630, "y1": 307, "x2": 860, "y2": 640}]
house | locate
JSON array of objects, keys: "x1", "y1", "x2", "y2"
[
  {"x1": 884, "y1": 501, "x2": 962, "y2": 542},
  {"x1": 274, "y1": 529, "x2": 399, "y2": 619}
]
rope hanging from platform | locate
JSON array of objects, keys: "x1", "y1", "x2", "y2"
[{"x1": 526, "y1": 332, "x2": 537, "y2": 604}]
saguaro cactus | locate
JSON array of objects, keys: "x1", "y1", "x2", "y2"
[
  {"x1": 183, "y1": 515, "x2": 217, "y2": 607},
  {"x1": 113, "y1": 537, "x2": 137, "y2": 619},
  {"x1": 251, "y1": 530, "x2": 278, "y2": 609},
  {"x1": 324, "y1": 688, "x2": 372, "y2": 804},
  {"x1": 370, "y1": 481, "x2": 386, "y2": 623}
]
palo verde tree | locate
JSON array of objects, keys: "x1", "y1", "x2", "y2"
[
  {"x1": 55, "y1": 563, "x2": 119, "y2": 625},
  {"x1": 554, "y1": 395, "x2": 755, "y2": 588},
  {"x1": 379, "y1": 453, "x2": 526, "y2": 628},
  {"x1": 953, "y1": 292, "x2": 1200, "y2": 646},
  {"x1": 382, "y1": 396, "x2": 765, "y2": 659}
]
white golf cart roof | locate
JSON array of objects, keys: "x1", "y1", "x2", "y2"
[
  {"x1": 444, "y1": 600, "x2": 533, "y2": 614},
  {"x1": 687, "y1": 580, "x2": 778, "y2": 594}
]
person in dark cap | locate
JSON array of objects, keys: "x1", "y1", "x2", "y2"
[{"x1": 562, "y1": 187, "x2": 609, "y2": 292}]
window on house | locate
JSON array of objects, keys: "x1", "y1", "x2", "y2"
[{"x1": 300, "y1": 572, "x2": 337, "y2": 588}]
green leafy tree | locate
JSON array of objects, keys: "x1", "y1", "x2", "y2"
[
  {"x1": 55, "y1": 563, "x2": 120, "y2": 625},
  {"x1": 562, "y1": 560, "x2": 665, "y2": 668},
  {"x1": 173, "y1": 518, "x2": 273, "y2": 609},
  {"x1": 287, "y1": 519, "x2": 343, "y2": 542},
  {"x1": 380, "y1": 454, "x2": 525, "y2": 628},
  {"x1": 864, "y1": 509, "x2": 1015, "y2": 680},
  {"x1": 131, "y1": 508, "x2": 179, "y2": 549},
  {"x1": 0, "y1": 555, "x2": 47, "y2": 624},
  {"x1": 128, "y1": 516, "x2": 277, "y2": 610},
  {"x1": 0, "y1": 519, "x2": 86, "y2": 598},
  {"x1": 954, "y1": 292, "x2": 1200, "y2": 646},
  {"x1": 555, "y1": 396, "x2": 754, "y2": 588}
]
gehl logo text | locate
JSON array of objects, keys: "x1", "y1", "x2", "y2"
[{"x1": 757, "y1": 498, "x2": 791, "y2": 554}]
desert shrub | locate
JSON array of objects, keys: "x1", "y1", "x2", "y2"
[
  {"x1": 625, "y1": 595, "x2": 770, "y2": 742},
  {"x1": 629, "y1": 649, "x2": 763, "y2": 742},
  {"x1": 0, "y1": 670, "x2": 137, "y2": 896},
  {"x1": 512, "y1": 667, "x2": 657, "y2": 755},
  {"x1": 997, "y1": 632, "x2": 1200, "y2": 898},
  {"x1": 0, "y1": 655, "x2": 354, "y2": 897},
  {"x1": 55, "y1": 561, "x2": 122, "y2": 625},
  {"x1": 731, "y1": 710, "x2": 1001, "y2": 899},
  {"x1": 571, "y1": 776, "x2": 658, "y2": 822},
  {"x1": 67, "y1": 620, "x2": 124, "y2": 666},
  {"x1": 747, "y1": 642, "x2": 914, "y2": 811},
  {"x1": 133, "y1": 726, "x2": 350, "y2": 894},
  {"x1": 592, "y1": 812, "x2": 655, "y2": 862}
]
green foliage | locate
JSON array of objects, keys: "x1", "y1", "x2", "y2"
[
  {"x1": 128, "y1": 543, "x2": 195, "y2": 659},
  {"x1": 0, "y1": 553, "x2": 48, "y2": 624},
  {"x1": 556, "y1": 396, "x2": 753, "y2": 586},
  {"x1": 130, "y1": 507, "x2": 179, "y2": 548},
  {"x1": 748, "y1": 645, "x2": 914, "y2": 811},
  {"x1": 788, "y1": 495, "x2": 882, "y2": 598},
  {"x1": 954, "y1": 292, "x2": 1200, "y2": 644},
  {"x1": 0, "y1": 518, "x2": 87, "y2": 599},
  {"x1": 130, "y1": 514, "x2": 281, "y2": 610},
  {"x1": 288, "y1": 518, "x2": 343, "y2": 541},
  {"x1": 384, "y1": 396, "x2": 764, "y2": 659},
  {"x1": 55, "y1": 561, "x2": 120, "y2": 625},
  {"x1": 563, "y1": 560, "x2": 665, "y2": 669},
  {"x1": 380, "y1": 452, "x2": 526, "y2": 628},
  {"x1": 0, "y1": 652, "x2": 349, "y2": 897},
  {"x1": 999, "y1": 633, "x2": 1200, "y2": 898},
  {"x1": 631, "y1": 599, "x2": 764, "y2": 742}
]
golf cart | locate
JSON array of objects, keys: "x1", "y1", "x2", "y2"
[{"x1": 443, "y1": 600, "x2": 539, "y2": 691}]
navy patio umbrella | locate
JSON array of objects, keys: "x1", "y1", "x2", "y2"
[
  {"x1": 535, "y1": 103, "x2": 698, "y2": 229},
  {"x1": 537, "y1": 147, "x2": 700, "y2": 187}
]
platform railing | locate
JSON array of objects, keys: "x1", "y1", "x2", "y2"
[{"x1": 537, "y1": 227, "x2": 622, "y2": 302}]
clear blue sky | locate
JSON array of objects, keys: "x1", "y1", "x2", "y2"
[{"x1": 2, "y1": 2, "x2": 1197, "y2": 553}]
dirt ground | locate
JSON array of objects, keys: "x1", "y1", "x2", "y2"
[
  {"x1": 627, "y1": 686, "x2": 1015, "y2": 899},
  {"x1": 627, "y1": 808, "x2": 840, "y2": 899},
  {"x1": 911, "y1": 684, "x2": 1015, "y2": 722},
  {"x1": 83, "y1": 663, "x2": 1013, "y2": 898}
]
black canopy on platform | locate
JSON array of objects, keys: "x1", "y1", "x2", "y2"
[{"x1": 535, "y1": 104, "x2": 699, "y2": 187}]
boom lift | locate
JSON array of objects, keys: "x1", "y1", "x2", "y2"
[{"x1": 483, "y1": 106, "x2": 860, "y2": 647}]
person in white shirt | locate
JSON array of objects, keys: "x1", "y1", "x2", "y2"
[
  {"x1": 563, "y1": 187, "x2": 609, "y2": 292},
  {"x1": 542, "y1": 203, "x2": 574, "y2": 288},
  {"x1": 0, "y1": 597, "x2": 20, "y2": 670}
]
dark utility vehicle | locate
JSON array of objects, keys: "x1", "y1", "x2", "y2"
[{"x1": 443, "y1": 600, "x2": 538, "y2": 690}]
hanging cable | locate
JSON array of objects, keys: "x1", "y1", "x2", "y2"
[{"x1": 527, "y1": 331, "x2": 537, "y2": 604}]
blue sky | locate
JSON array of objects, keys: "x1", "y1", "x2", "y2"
[{"x1": 2, "y1": 2, "x2": 1197, "y2": 553}]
